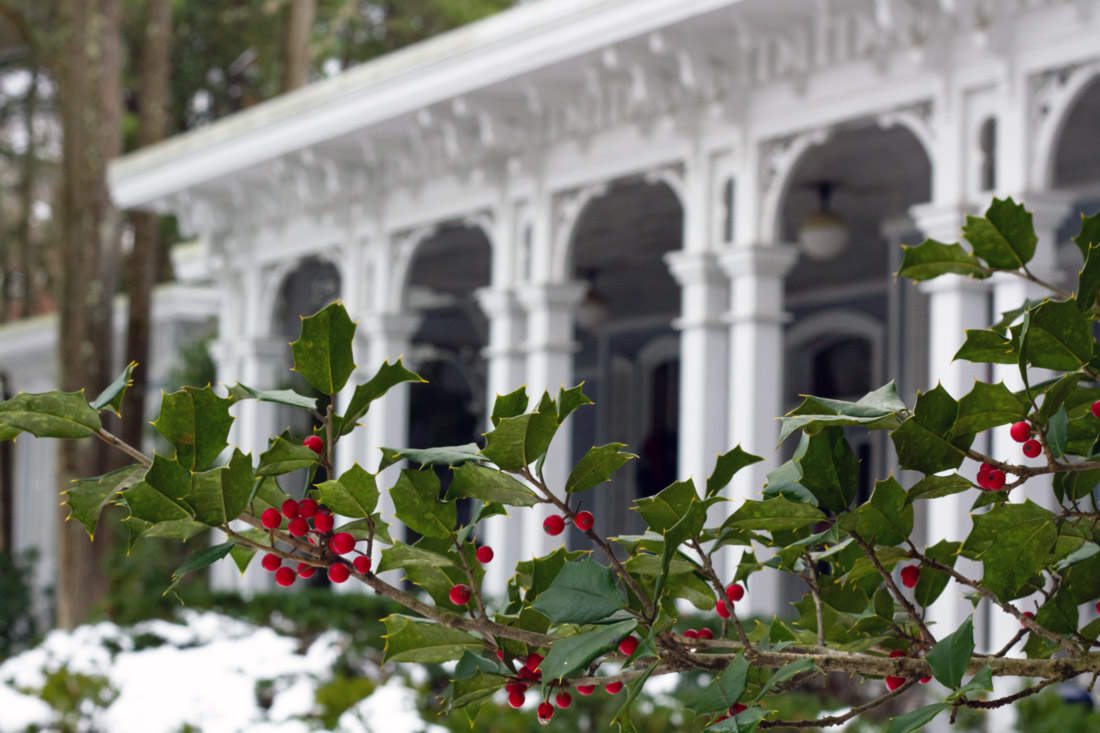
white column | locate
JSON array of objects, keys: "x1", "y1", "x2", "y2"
[
  {"x1": 666, "y1": 252, "x2": 728, "y2": 485},
  {"x1": 718, "y1": 244, "x2": 798, "y2": 616},
  {"x1": 476, "y1": 286, "x2": 527, "y2": 594},
  {"x1": 911, "y1": 202, "x2": 990, "y2": 639},
  {"x1": 518, "y1": 281, "x2": 585, "y2": 561}
]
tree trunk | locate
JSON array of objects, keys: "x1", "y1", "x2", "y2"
[
  {"x1": 16, "y1": 67, "x2": 38, "y2": 320},
  {"x1": 120, "y1": 0, "x2": 171, "y2": 454},
  {"x1": 55, "y1": 0, "x2": 123, "y2": 629},
  {"x1": 282, "y1": 0, "x2": 314, "y2": 91}
]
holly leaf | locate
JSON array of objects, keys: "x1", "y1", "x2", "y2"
[
  {"x1": 566, "y1": 443, "x2": 636, "y2": 494},
  {"x1": 905, "y1": 474, "x2": 973, "y2": 505},
  {"x1": 316, "y1": 463, "x2": 379, "y2": 518},
  {"x1": 378, "y1": 541, "x2": 455, "y2": 573},
  {"x1": 897, "y1": 239, "x2": 988, "y2": 280},
  {"x1": 962, "y1": 500, "x2": 1056, "y2": 602},
  {"x1": 953, "y1": 329, "x2": 1018, "y2": 364},
  {"x1": 390, "y1": 468, "x2": 455, "y2": 539},
  {"x1": 152, "y1": 386, "x2": 234, "y2": 471},
  {"x1": 951, "y1": 381, "x2": 1027, "y2": 436},
  {"x1": 164, "y1": 541, "x2": 234, "y2": 595},
  {"x1": 257, "y1": 434, "x2": 320, "y2": 476},
  {"x1": 121, "y1": 453, "x2": 194, "y2": 524},
  {"x1": 891, "y1": 385, "x2": 972, "y2": 474},
  {"x1": 0, "y1": 390, "x2": 102, "y2": 440},
  {"x1": 914, "y1": 540, "x2": 960, "y2": 607},
  {"x1": 186, "y1": 448, "x2": 254, "y2": 526},
  {"x1": 491, "y1": 387, "x2": 528, "y2": 426},
  {"x1": 383, "y1": 616, "x2": 482, "y2": 663},
  {"x1": 226, "y1": 383, "x2": 317, "y2": 411},
  {"x1": 963, "y1": 197, "x2": 1036, "y2": 269},
  {"x1": 884, "y1": 703, "x2": 949, "y2": 733},
  {"x1": 65, "y1": 464, "x2": 146, "y2": 538},
  {"x1": 338, "y1": 359, "x2": 425, "y2": 436},
  {"x1": 635, "y1": 480, "x2": 698, "y2": 533},
  {"x1": 854, "y1": 477, "x2": 913, "y2": 547},
  {"x1": 448, "y1": 463, "x2": 540, "y2": 506},
  {"x1": 557, "y1": 384, "x2": 593, "y2": 422},
  {"x1": 539, "y1": 619, "x2": 636, "y2": 682},
  {"x1": 381, "y1": 443, "x2": 486, "y2": 469},
  {"x1": 91, "y1": 362, "x2": 136, "y2": 416},
  {"x1": 796, "y1": 427, "x2": 859, "y2": 513},
  {"x1": 1073, "y1": 210, "x2": 1100, "y2": 261},
  {"x1": 722, "y1": 497, "x2": 825, "y2": 532},
  {"x1": 531, "y1": 558, "x2": 627, "y2": 625},
  {"x1": 926, "y1": 616, "x2": 974, "y2": 689},
  {"x1": 481, "y1": 398, "x2": 559, "y2": 470},
  {"x1": 290, "y1": 301, "x2": 356, "y2": 395},
  {"x1": 1024, "y1": 299, "x2": 1094, "y2": 371},
  {"x1": 947, "y1": 666, "x2": 994, "y2": 702},
  {"x1": 683, "y1": 654, "x2": 749, "y2": 714},
  {"x1": 706, "y1": 446, "x2": 764, "y2": 499}
]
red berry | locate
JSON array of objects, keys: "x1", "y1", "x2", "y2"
[
  {"x1": 298, "y1": 498, "x2": 318, "y2": 518},
  {"x1": 1096, "y1": 600, "x2": 1100, "y2": 615},
  {"x1": 726, "y1": 583, "x2": 745, "y2": 602},
  {"x1": 518, "y1": 667, "x2": 541, "y2": 682},
  {"x1": 885, "y1": 676, "x2": 905, "y2": 691},
  {"x1": 555, "y1": 691, "x2": 572, "y2": 708},
  {"x1": 1092, "y1": 400, "x2": 1100, "y2": 419},
  {"x1": 576, "y1": 685, "x2": 595, "y2": 696},
  {"x1": 731, "y1": 703, "x2": 747, "y2": 714},
  {"x1": 978, "y1": 462, "x2": 994, "y2": 476},
  {"x1": 715, "y1": 714, "x2": 729, "y2": 723},
  {"x1": 618, "y1": 635, "x2": 639, "y2": 656},
  {"x1": 508, "y1": 690, "x2": 525, "y2": 709},
  {"x1": 496, "y1": 649, "x2": 504, "y2": 661},
  {"x1": 889, "y1": 649, "x2": 906, "y2": 658},
  {"x1": 900, "y1": 565, "x2": 920, "y2": 589},
  {"x1": 288, "y1": 517, "x2": 309, "y2": 537},
  {"x1": 281, "y1": 499, "x2": 300, "y2": 519},
  {"x1": 303, "y1": 435, "x2": 324, "y2": 454},
  {"x1": 328, "y1": 563, "x2": 350, "y2": 583},
  {"x1": 985, "y1": 469, "x2": 1006, "y2": 491},
  {"x1": 330, "y1": 532, "x2": 354, "y2": 554},
  {"x1": 1020, "y1": 611, "x2": 1034, "y2": 627},
  {"x1": 1023, "y1": 439, "x2": 1041, "y2": 458},
  {"x1": 313, "y1": 511, "x2": 334, "y2": 533},
  {"x1": 261, "y1": 553, "x2": 281, "y2": 572},
  {"x1": 275, "y1": 567, "x2": 296, "y2": 587},
  {"x1": 525, "y1": 653, "x2": 544, "y2": 673},
  {"x1": 1010, "y1": 421, "x2": 1031, "y2": 443},
  {"x1": 543, "y1": 515, "x2": 565, "y2": 536},
  {"x1": 604, "y1": 681, "x2": 623, "y2": 694},
  {"x1": 506, "y1": 682, "x2": 528, "y2": 695},
  {"x1": 261, "y1": 508, "x2": 281, "y2": 529},
  {"x1": 697, "y1": 628, "x2": 713, "y2": 640},
  {"x1": 476, "y1": 546, "x2": 494, "y2": 564},
  {"x1": 575, "y1": 510, "x2": 594, "y2": 531},
  {"x1": 919, "y1": 676, "x2": 932, "y2": 684},
  {"x1": 682, "y1": 629, "x2": 699, "y2": 640},
  {"x1": 449, "y1": 584, "x2": 472, "y2": 605},
  {"x1": 716, "y1": 599, "x2": 731, "y2": 618},
  {"x1": 296, "y1": 562, "x2": 315, "y2": 579},
  {"x1": 353, "y1": 556, "x2": 371, "y2": 574},
  {"x1": 537, "y1": 701, "x2": 553, "y2": 723}
]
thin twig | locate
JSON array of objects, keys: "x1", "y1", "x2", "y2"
[
  {"x1": 95, "y1": 427, "x2": 152, "y2": 468},
  {"x1": 805, "y1": 552, "x2": 826, "y2": 647},
  {"x1": 851, "y1": 532, "x2": 935, "y2": 645}
]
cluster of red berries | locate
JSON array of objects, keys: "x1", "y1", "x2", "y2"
[
  {"x1": 1010, "y1": 421, "x2": 1043, "y2": 459},
  {"x1": 542, "y1": 510, "x2": 594, "y2": 536},
  {"x1": 445, "y1": 544, "x2": 496, "y2": 606},
  {"x1": 884, "y1": 649, "x2": 931, "y2": 690},
  {"x1": 503, "y1": 650, "x2": 624, "y2": 723},
  {"x1": 976, "y1": 462, "x2": 1006, "y2": 491},
  {"x1": 715, "y1": 582, "x2": 744, "y2": 618},
  {"x1": 900, "y1": 565, "x2": 920, "y2": 589}
]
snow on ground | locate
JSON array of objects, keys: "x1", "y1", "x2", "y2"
[{"x1": 0, "y1": 610, "x2": 436, "y2": 733}]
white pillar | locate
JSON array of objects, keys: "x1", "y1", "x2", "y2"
[
  {"x1": 476, "y1": 286, "x2": 527, "y2": 594},
  {"x1": 911, "y1": 202, "x2": 989, "y2": 640},
  {"x1": 518, "y1": 281, "x2": 585, "y2": 561},
  {"x1": 718, "y1": 244, "x2": 798, "y2": 616},
  {"x1": 666, "y1": 251, "x2": 728, "y2": 485}
]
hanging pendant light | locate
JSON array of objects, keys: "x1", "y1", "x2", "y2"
[
  {"x1": 575, "y1": 269, "x2": 611, "y2": 332},
  {"x1": 798, "y1": 182, "x2": 849, "y2": 261}
]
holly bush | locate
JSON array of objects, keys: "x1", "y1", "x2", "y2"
[{"x1": 4, "y1": 197, "x2": 1100, "y2": 731}]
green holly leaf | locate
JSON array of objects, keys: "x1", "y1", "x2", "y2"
[
  {"x1": 227, "y1": 528, "x2": 269, "y2": 574},
  {"x1": 164, "y1": 541, "x2": 234, "y2": 595},
  {"x1": 290, "y1": 301, "x2": 356, "y2": 395},
  {"x1": 1077, "y1": 244, "x2": 1100, "y2": 310},
  {"x1": 390, "y1": 468, "x2": 455, "y2": 539},
  {"x1": 380, "y1": 443, "x2": 486, "y2": 470},
  {"x1": 257, "y1": 434, "x2": 320, "y2": 476},
  {"x1": 854, "y1": 477, "x2": 913, "y2": 547},
  {"x1": 706, "y1": 446, "x2": 764, "y2": 499},
  {"x1": 65, "y1": 464, "x2": 146, "y2": 539},
  {"x1": 897, "y1": 239, "x2": 988, "y2": 281},
  {"x1": 953, "y1": 329, "x2": 1018, "y2": 364},
  {"x1": 566, "y1": 443, "x2": 636, "y2": 494},
  {"x1": 683, "y1": 654, "x2": 749, "y2": 714},
  {"x1": 481, "y1": 397, "x2": 559, "y2": 470},
  {"x1": 226, "y1": 383, "x2": 317, "y2": 411},
  {"x1": 753, "y1": 658, "x2": 819, "y2": 702},
  {"x1": 914, "y1": 540, "x2": 960, "y2": 608},
  {"x1": 186, "y1": 449, "x2": 254, "y2": 526},
  {"x1": 963, "y1": 197, "x2": 1037, "y2": 269},
  {"x1": 635, "y1": 480, "x2": 698, "y2": 533},
  {"x1": 950, "y1": 381, "x2": 1027, "y2": 436},
  {"x1": 905, "y1": 474, "x2": 973, "y2": 505},
  {"x1": 557, "y1": 384, "x2": 593, "y2": 422},
  {"x1": 152, "y1": 386, "x2": 234, "y2": 471},
  {"x1": 884, "y1": 703, "x2": 949, "y2": 733},
  {"x1": 1047, "y1": 405, "x2": 1069, "y2": 459},
  {"x1": 796, "y1": 428, "x2": 859, "y2": 513},
  {"x1": 539, "y1": 619, "x2": 636, "y2": 682},
  {"x1": 121, "y1": 454, "x2": 194, "y2": 524},
  {"x1": 448, "y1": 463, "x2": 540, "y2": 506},
  {"x1": 962, "y1": 500, "x2": 1056, "y2": 601},
  {"x1": 1034, "y1": 587, "x2": 1079, "y2": 635},
  {"x1": 0, "y1": 390, "x2": 102, "y2": 440},
  {"x1": 947, "y1": 666, "x2": 994, "y2": 702},
  {"x1": 1073, "y1": 210, "x2": 1100, "y2": 261},
  {"x1": 1024, "y1": 299, "x2": 1094, "y2": 371},
  {"x1": 316, "y1": 463, "x2": 379, "y2": 518},
  {"x1": 891, "y1": 385, "x2": 972, "y2": 474},
  {"x1": 91, "y1": 362, "x2": 136, "y2": 416},
  {"x1": 378, "y1": 541, "x2": 455, "y2": 573},
  {"x1": 510, "y1": 547, "x2": 586, "y2": 606},
  {"x1": 723, "y1": 497, "x2": 825, "y2": 532},
  {"x1": 338, "y1": 359, "x2": 425, "y2": 436},
  {"x1": 926, "y1": 616, "x2": 974, "y2": 689},
  {"x1": 531, "y1": 558, "x2": 627, "y2": 625},
  {"x1": 491, "y1": 386, "x2": 528, "y2": 426},
  {"x1": 383, "y1": 616, "x2": 483, "y2": 663}
]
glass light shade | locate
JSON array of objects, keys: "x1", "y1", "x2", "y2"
[
  {"x1": 575, "y1": 290, "x2": 611, "y2": 332},
  {"x1": 798, "y1": 211, "x2": 849, "y2": 261}
]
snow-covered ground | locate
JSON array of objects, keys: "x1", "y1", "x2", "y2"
[{"x1": 0, "y1": 611, "x2": 446, "y2": 733}]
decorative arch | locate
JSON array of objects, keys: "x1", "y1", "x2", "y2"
[
  {"x1": 758, "y1": 128, "x2": 832, "y2": 244},
  {"x1": 876, "y1": 101, "x2": 936, "y2": 168},
  {"x1": 1031, "y1": 60, "x2": 1100, "y2": 189},
  {"x1": 785, "y1": 309, "x2": 886, "y2": 401},
  {"x1": 389, "y1": 212, "x2": 496, "y2": 311}
]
